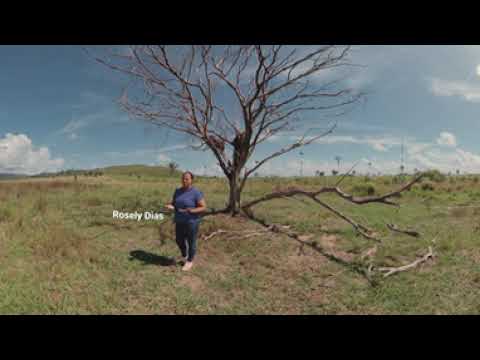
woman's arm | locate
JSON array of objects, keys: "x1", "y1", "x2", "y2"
[
  {"x1": 164, "y1": 191, "x2": 176, "y2": 210},
  {"x1": 184, "y1": 198, "x2": 206, "y2": 214}
]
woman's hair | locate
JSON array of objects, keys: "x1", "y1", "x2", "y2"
[{"x1": 182, "y1": 171, "x2": 195, "y2": 181}]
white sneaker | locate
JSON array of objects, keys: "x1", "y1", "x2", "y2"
[{"x1": 182, "y1": 261, "x2": 193, "y2": 271}]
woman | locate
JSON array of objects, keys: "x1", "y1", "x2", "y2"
[{"x1": 165, "y1": 171, "x2": 206, "y2": 271}]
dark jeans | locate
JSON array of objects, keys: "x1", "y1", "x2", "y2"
[{"x1": 175, "y1": 220, "x2": 199, "y2": 262}]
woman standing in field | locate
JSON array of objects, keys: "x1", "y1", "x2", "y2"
[{"x1": 165, "y1": 171, "x2": 206, "y2": 271}]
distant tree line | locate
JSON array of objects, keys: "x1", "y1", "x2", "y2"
[{"x1": 31, "y1": 169, "x2": 104, "y2": 178}]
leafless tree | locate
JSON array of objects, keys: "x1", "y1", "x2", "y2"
[
  {"x1": 91, "y1": 45, "x2": 427, "y2": 282},
  {"x1": 168, "y1": 161, "x2": 178, "y2": 176},
  {"x1": 92, "y1": 45, "x2": 362, "y2": 214}
]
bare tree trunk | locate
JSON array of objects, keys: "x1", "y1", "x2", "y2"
[{"x1": 227, "y1": 171, "x2": 242, "y2": 216}]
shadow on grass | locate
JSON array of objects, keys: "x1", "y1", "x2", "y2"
[{"x1": 129, "y1": 250, "x2": 176, "y2": 266}]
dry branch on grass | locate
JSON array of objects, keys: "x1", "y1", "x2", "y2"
[
  {"x1": 200, "y1": 228, "x2": 274, "y2": 241},
  {"x1": 386, "y1": 223, "x2": 420, "y2": 238},
  {"x1": 241, "y1": 174, "x2": 422, "y2": 210},
  {"x1": 198, "y1": 174, "x2": 424, "y2": 284},
  {"x1": 242, "y1": 210, "x2": 377, "y2": 285},
  {"x1": 376, "y1": 246, "x2": 434, "y2": 278},
  {"x1": 201, "y1": 229, "x2": 228, "y2": 241},
  {"x1": 240, "y1": 174, "x2": 423, "y2": 241}
]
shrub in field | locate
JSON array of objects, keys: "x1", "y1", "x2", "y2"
[
  {"x1": 392, "y1": 175, "x2": 407, "y2": 185},
  {"x1": 423, "y1": 169, "x2": 446, "y2": 183},
  {"x1": 351, "y1": 183, "x2": 376, "y2": 196},
  {"x1": 421, "y1": 182, "x2": 435, "y2": 191}
]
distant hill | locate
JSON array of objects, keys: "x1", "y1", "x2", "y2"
[
  {"x1": 101, "y1": 164, "x2": 183, "y2": 178},
  {"x1": 0, "y1": 173, "x2": 28, "y2": 180},
  {"x1": 22, "y1": 164, "x2": 184, "y2": 180}
]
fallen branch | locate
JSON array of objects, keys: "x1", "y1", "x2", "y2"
[
  {"x1": 386, "y1": 223, "x2": 420, "y2": 238},
  {"x1": 201, "y1": 229, "x2": 228, "y2": 241},
  {"x1": 241, "y1": 173, "x2": 423, "y2": 210},
  {"x1": 200, "y1": 228, "x2": 273, "y2": 241},
  {"x1": 376, "y1": 246, "x2": 434, "y2": 278},
  {"x1": 310, "y1": 197, "x2": 381, "y2": 242},
  {"x1": 239, "y1": 174, "x2": 424, "y2": 241},
  {"x1": 244, "y1": 191, "x2": 379, "y2": 241},
  {"x1": 241, "y1": 210, "x2": 377, "y2": 286},
  {"x1": 229, "y1": 231, "x2": 273, "y2": 240},
  {"x1": 279, "y1": 193, "x2": 378, "y2": 240}
]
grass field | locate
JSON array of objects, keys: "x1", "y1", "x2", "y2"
[{"x1": 1, "y1": 166, "x2": 479, "y2": 314}]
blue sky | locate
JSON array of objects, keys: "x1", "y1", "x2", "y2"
[{"x1": 2, "y1": 45, "x2": 480, "y2": 176}]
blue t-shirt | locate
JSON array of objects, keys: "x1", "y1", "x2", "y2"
[{"x1": 172, "y1": 186, "x2": 204, "y2": 223}]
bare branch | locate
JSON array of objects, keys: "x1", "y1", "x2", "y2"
[
  {"x1": 245, "y1": 123, "x2": 337, "y2": 178},
  {"x1": 377, "y1": 247, "x2": 434, "y2": 278},
  {"x1": 241, "y1": 173, "x2": 424, "y2": 209},
  {"x1": 386, "y1": 223, "x2": 421, "y2": 238},
  {"x1": 310, "y1": 197, "x2": 380, "y2": 241}
]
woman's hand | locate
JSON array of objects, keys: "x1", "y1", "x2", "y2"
[
  {"x1": 178, "y1": 208, "x2": 191, "y2": 213},
  {"x1": 165, "y1": 204, "x2": 175, "y2": 211}
]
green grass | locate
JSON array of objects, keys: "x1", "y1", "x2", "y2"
[{"x1": 0, "y1": 171, "x2": 479, "y2": 314}]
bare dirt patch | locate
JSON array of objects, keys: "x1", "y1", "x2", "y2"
[{"x1": 317, "y1": 234, "x2": 355, "y2": 262}]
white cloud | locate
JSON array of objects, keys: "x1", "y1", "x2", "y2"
[
  {"x1": 191, "y1": 162, "x2": 223, "y2": 177},
  {"x1": 0, "y1": 133, "x2": 64, "y2": 175},
  {"x1": 60, "y1": 119, "x2": 89, "y2": 134},
  {"x1": 477, "y1": 64, "x2": 480, "y2": 77},
  {"x1": 408, "y1": 147, "x2": 480, "y2": 174},
  {"x1": 254, "y1": 130, "x2": 480, "y2": 175},
  {"x1": 252, "y1": 157, "x2": 401, "y2": 177},
  {"x1": 316, "y1": 135, "x2": 402, "y2": 152},
  {"x1": 181, "y1": 132, "x2": 480, "y2": 177},
  {"x1": 105, "y1": 143, "x2": 194, "y2": 159},
  {"x1": 68, "y1": 133, "x2": 79, "y2": 141},
  {"x1": 430, "y1": 77, "x2": 480, "y2": 102},
  {"x1": 436, "y1": 131, "x2": 457, "y2": 147},
  {"x1": 267, "y1": 133, "x2": 402, "y2": 152},
  {"x1": 157, "y1": 153, "x2": 171, "y2": 163},
  {"x1": 58, "y1": 119, "x2": 90, "y2": 140}
]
